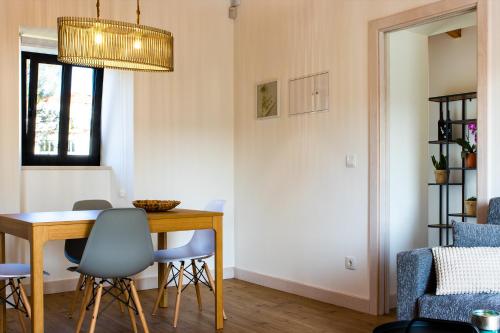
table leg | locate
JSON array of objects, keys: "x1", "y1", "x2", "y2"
[
  {"x1": 30, "y1": 229, "x2": 46, "y2": 333},
  {"x1": 157, "y1": 232, "x2": 168, "y2": 308},
  {"x1": 0, "y1": 232, "x2": 5, "y2": 333},
  {"x1": 213, "y1": 216, "x2": 224, "y2": 330}
]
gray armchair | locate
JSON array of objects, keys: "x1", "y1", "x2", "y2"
[
  {"x1": 397, "y1": 197, "x2": 500, "y2": 322},
  {"x1": 487, "y1": 197, "x2": 500, "y2": 225}
]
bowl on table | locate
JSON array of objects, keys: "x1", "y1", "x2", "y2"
[
  {"x1": 132, "y1": 200, "x2": 181, "y2": 212},
  {"x1": 471, "y1": 310, "x2": 500, "y2": 333}
]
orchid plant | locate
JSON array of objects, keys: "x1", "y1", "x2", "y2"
[{"x1": 456, "y1": 123, "x2": 477, "y2": 154}]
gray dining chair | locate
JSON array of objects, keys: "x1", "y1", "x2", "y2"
[
  {"x1": 0, "y1": 264, "x2": 48, "y2": 333},
  {"x1": 152, "y1": 199, "x2": 226, "y2": 328},
  {"x1": 66, "y1": 200, "x2": 112, "y2": 319},
  {"x1": 75, "y1": 208, "x2": 154, "y2": 333}
]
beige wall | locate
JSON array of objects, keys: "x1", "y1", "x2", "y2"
[
  {"x1": 133, "y1": 0, "x2": 235, "y2": 275},
  {"x1": 233, "y1": 0, "x2": 438, "y2": 304},
  {"x1": 0, "y1": 0, "x2": 235, "y2": 288}
]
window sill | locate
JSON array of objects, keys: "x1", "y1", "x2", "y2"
[{"x1": 22, "y1": 165, "x2": 112, "y2": 171}]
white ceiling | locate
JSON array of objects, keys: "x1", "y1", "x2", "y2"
[{"x1": 408, "y1": 11, "x2": 476, "y2": 36}]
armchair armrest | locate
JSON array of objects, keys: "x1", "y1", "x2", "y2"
[{"x1": 397, "y1": 248, "x2": 435, "y2": 320}]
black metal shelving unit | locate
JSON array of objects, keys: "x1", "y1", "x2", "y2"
[{"x1": 427, "y1": 92, "x2": 477, "y2": 246}]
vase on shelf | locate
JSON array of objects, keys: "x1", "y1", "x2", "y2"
[
  {"x1": 438, "y1": 119, "x2": 452, "y2": 141},
  {"x1": 464, "y1": 199, "x2": 477, "y2": 217},
  {"x1": 434, "y1": 170, "x2": 449, "y2": 184},
  {"x1": 465, "y1": 152, "x2": 477, "y2": 169}
]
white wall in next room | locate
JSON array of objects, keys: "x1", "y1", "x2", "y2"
[{"x1": 387, "y1": 29, "x2": 429, "y2": 303}]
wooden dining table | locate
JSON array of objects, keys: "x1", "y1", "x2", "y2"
[{"x1": 0, "y1": 208, "x2": 224, "y2": 333}]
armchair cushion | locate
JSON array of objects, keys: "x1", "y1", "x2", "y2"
[
  {"x1": 453, "y1": 221, "x2": 500, "y2": 247},
  {"x1": 418, "y1": 293, "x2": 500, "y2": 322},
  {"x1": 432, "y1": 247, "x2": 500, "y2": 295}
]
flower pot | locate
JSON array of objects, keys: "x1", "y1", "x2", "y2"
[
  {"x1": 464, "y1": 200, "x2": 477, "y2": 217},
  {"x1": 465, "y1": 152, "x2": 477, "y2": 169},
  {"x1": 434, "y1": 170, "x2": 449, "y2": 184}
]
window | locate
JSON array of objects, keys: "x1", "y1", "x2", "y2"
[{"x1": 21, "y1": 52, "x2": 104, "y2": 166}]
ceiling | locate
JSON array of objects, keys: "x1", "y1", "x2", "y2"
[{"x1": 407, "y1": 11, "x2": 476, "y2": 36}]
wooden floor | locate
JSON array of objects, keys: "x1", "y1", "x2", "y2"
[{"x1": 7, "y1": 279, "x2": 394, "y2": 332}]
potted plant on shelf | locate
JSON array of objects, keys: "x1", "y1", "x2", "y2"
[
  {"x1": 456, "y1": 123, "x2": 477, "y2": 169},
  {"x1": 465, "y1": 196, "x2": 477, "y2": 217},
  {"x1": 432, "y1": 154, "x2": 448, "y2": 184}
]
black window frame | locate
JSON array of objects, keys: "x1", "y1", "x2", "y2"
[{"x1": 21, "y1": 51, "x2": 104, "y2": 166}]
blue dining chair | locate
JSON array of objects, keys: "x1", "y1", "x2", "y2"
[
  {"x1": 0, "y1": 264, "x2": 49, "y2": 333},
  {"x1": 152, "y1": 200, "x2": 226, "y2": 328},
  {"x1": 66, "y1": 200, "x2": 112, "y2": 319},
  {"x1": 75, "y1": 208, "x2": 154, "y2": 333}
]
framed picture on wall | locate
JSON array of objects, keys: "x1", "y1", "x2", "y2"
[{"x1": 256, "y1": 80, "x2": 279, "y2": 119}]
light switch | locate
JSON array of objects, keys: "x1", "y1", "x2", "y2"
[{"x1": 346, "y1": 154, "x2": 357, "y2": 168}]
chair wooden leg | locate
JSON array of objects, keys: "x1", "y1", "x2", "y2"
[
  {"x1": 10, "y1": 280, "x2": 26, "y2": 333},
  {"x1": 129, "y1": 280, "x2": 150, "y2": 333},
  {"x1": 121, "y1": 280, "x2": 137, "y2": 333},
  {"x1": 68, "y1": 274, "x2": 85, "y2": 319},
  {"x1": 203, "y1": 263, "x2": 227, "y2": 320},
  {"x1": 191, "y1": 260, "x2": 202, "y2": 311},
  {"x1": 18, "y1": 282, "x2": 31, "y2": 319},
  {"x1": 113, "y1": 279, "x2": 124, "y2": 314},
  {"x1": 76, "y1": 277, "x2": 93, "y2": 333},
  {"x1": 173, "y1": 263, "x2": 185, "y2": 328},
  {"x1": 88, "y1": 283, "x2": 103, "y2": 333},
  {"x1": 152, "y1": 263, "x2": 172, "y2": 315}
]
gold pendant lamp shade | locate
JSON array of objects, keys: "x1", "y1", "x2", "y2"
[{"x1": 57, "y1": 0, "x2": 173, "y2": 72}]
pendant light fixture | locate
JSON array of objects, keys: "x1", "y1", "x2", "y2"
[{"x1": 57, "y1": 0, "x2": 174, "y2": 72}]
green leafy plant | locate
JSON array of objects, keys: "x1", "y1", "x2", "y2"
[
  {"x1": 431, "y1": 154, "x2": 447, "y2": 170},
  {"x1": 466, "y1": 196, "x2": 477, "y2": 201},
  {"x1": 456, "y1": 138, "x2": 476, "y2": 154}
]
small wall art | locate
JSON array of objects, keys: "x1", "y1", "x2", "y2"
[{"x1": 256, "y1": 80, "x2": 279, "y2": 119}]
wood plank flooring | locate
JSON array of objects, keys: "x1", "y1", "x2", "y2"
[{"x1": 7, "y1": 279, "x2": 395, "y2": 332}]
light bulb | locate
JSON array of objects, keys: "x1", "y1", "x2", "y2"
[
  {"x1": 133, "y1": 39, "x2": 142, "y2": 49},
  {"x1": 95, "y1": 33, "x2": 103, "y2": 45}
]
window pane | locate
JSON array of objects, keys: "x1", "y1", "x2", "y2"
[
  {"x1": 68, "y1": 67, "x2": 93, "y2": 156},
  {"x1": 25, "y1": 59, "x2": 30, "y2": 134},
  {"x1": 34, "y1": 63, "x2": 62, "y2": 155}
]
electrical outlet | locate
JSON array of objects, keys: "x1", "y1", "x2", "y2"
[{"x1": 345, "y1": 256, "x2": 357, "y2": 270}]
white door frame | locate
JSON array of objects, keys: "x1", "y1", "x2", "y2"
[{"x1": 367, "y1": 0, "x2": 488, "y2": 315}]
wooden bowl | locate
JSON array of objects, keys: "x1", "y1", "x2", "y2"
[{"x1": 132, "y1": 200, "x2": 181, "y2": 212}]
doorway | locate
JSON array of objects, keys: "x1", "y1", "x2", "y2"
[
  {"x1": 367, "y1": 0, "x2": 488, "y2": 315},
  {"x1": 387, "y1": 11, "x2": 477, "y2": 311}
]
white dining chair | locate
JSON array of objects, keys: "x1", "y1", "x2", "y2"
[
  {"x1": 152, "y1": 200, "x2": 227, "y2": 327},
  {"x1": 0, "y1": 263, "x2": 48, "y2": 333}
]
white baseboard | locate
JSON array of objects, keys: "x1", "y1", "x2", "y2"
[
  {"x1": 234, "y1": 268, "x2": 370, "y2": 313},
  {"x1": 223, "y1": 266, "x2": 235, "y2": 279},
  {"x1": 23, "y1": 266, "x2": 236, "y2": 295},
  {"x1": 21, "y1": 266, "x2": 372, "y2": 315}
]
